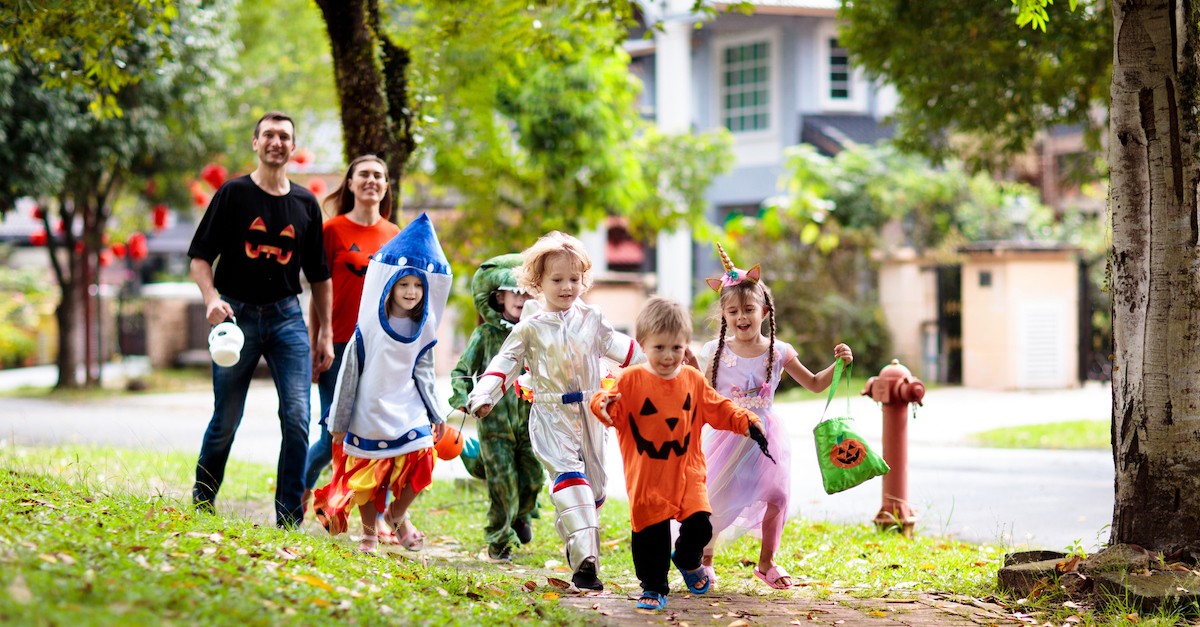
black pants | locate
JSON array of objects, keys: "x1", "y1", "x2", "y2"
[{"x1": 631, "y1": 512, "x2": 712, "y2": 595}]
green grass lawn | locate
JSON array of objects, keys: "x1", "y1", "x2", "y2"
[
  {"x1": 969, "y1": 420, "x2": 1110, "y2": 450},
  {"x1": 3, "y1": 443, "x2": 1176, "y2": 626}
]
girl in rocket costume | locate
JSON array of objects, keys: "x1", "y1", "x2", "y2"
[
  {"x1": 314, "y1": 213, "x2": 453, "y2": 553},
  {"x1": 468, "y1": 231, "x2": 644, "y2": 591}
]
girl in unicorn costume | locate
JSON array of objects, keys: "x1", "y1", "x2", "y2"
[
  {"x1": 313, "y1": 213, "x2": 453, "y2": 554},
  {"x1": 468, "y1": 231, "x2": 644, "y2": 591}
]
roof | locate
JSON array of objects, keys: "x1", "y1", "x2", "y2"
[
  {"x1": 713, "y1": 0, "x2": 838, "y2": 15},
  {"x1": 800, "y1": 113, "x2": 895, "y2": 156}
]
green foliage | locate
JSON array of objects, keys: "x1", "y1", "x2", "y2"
[
  {"x1": 0, "y1": 267, "x2": 54, "y2": 368},
  {"x1": 0, "y1": 0, "x2": 180, "y2": 119},
  {"x1": 721, "y1": 142, "x2": 1092, "y2": 373},
  {"x1": 839, "y1": 0, "x2": 1110, "y2": 168},
  {"x1": 216, "y1": 0, "x2": 338, "y2": 170},
  {"x1": 390, "y1": 0, "x2": 733, "y2": 274}
]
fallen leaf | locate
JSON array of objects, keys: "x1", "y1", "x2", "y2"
[
  {"x1": 868, "y1": 611, "x2": 887, "y2": 617},
  {"x1": 1126, "y1": 613, "x2": 1140, "y2": 623},
  {"x1": 288, "y1": 573, "x2": 333, "y2": 591},
  {"x1": 275, "y1": 547, "x2": 299, "y2": 561},
  {"x1": 523, "y1": 581, "x2": 537, "y2": 592},
  {"x1": 56, "y1": 553, "x2": 76, "y2": 566},
  {"x1": 547, "y1": 577, "x2": 571, "y2": 590},
  {"x1": 1062, "y1": 601, "x2": 1081, "y2": 609},
  {"x1": 128, "y1": 546, "x2": 149, "y2": 552},
  {"x1": 727, "y1": 620, "x2": 749, "y2": 627},
  {"x1": 309, "y1": 597, "x2": 331, "y2": 608},
  {"x1": 37, "y1": 554, "x2": 57, "y2": 564},
  {"x1": 6, "y1": 574, "x2": 31, "y2": 605},
  {"x1": 436, "y1": 587, "x2": 448, "y2": 597},
  {"x1": 1056, "y1": 555, "x2": 1082, "y2": 573}
]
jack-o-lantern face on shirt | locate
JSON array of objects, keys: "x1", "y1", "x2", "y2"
[
  {"x1": 343, "y1": 243, "x2": 369, "y2": 277},
  {"x1": 830, "y1": 436, "x2": 866, "y2": 468},
  {"x1": 628, "y1": 393, "x2": 692, "y2": 460},
  {"x1": 244, "y1": 217, "x2": 296, "y2": 265}
]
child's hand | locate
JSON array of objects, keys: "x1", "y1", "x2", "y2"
[
  {"x1": 683, "y1": 346, "x2": 700, "y2": 370},
  {"x1": 331, "y1": 432, "x2": 345, "y2": 442},
  {"x1": 595, "y1": 393, "x2": 621, "y2": 427},
  {"x1": 834, "y1": 343, "x2": 853, "y2": 365},
  {"x1": 473, "y1": 404, "x2": 493, "y2": 419},
  {"x1": 432, "y1": 422, "x2": 446, "y2": 442}
]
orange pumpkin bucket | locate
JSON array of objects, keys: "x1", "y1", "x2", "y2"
[{"x1": 434, "y1": 424, "x2": 464, "y2": 460}]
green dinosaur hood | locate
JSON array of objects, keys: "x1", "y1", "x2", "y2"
[{"x1": 471, "y1": 253, "x2": 524, "y2": 326}]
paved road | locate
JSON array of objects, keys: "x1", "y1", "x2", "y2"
[{"x1": 0, "y1": 363, "x2": 1115, "y2": 552}]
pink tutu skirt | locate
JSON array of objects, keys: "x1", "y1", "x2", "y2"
[{"x1": 703, "y1": 410, "x2": 791, "y2": 545}]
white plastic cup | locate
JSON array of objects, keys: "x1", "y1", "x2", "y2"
[{"x1": 208, "y1": 317, "x2": 244, "y2": 368}]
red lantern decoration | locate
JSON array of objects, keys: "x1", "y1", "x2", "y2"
[
  {"x1": 152, "y1": 204, "x2": 169, "y2": 230},
  {"x1": 127, "y1": 232, "x2": 149, "y2": 261},
  {"x1": 31, "y1": 206, "x2": 43, "y2": 220},
  {"x1": 306, "y1": 178, "x2": 327, "y2": 197},
  {"x1": 30, "y1": 229, "x2": 47, "y2": 246},
  {"x1": 200, "y1": 163, "x2": 227, "y2": 190},
  {"x1": 55, "y1": 219, "x2": 65, "y2": 233},
  {"x1": 145, "y1": 179, "x2": 158, "y2": 196},
  {"x1": 99, "y1": 250, "x2": 113, "y2": 267},
  {"x1": 111, "y1": 242, "x2": 127, "y2": 258},
  {"x1": 291, "y1": 149, "x2": 313, "y2": 166},
  {"x1": 74, "y1": 241, "x2": 84, "y2": 254}
]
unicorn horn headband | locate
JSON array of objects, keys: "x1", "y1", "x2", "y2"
[{"x1": 705, "y1": 243, "x2": 761, "y2": 293}]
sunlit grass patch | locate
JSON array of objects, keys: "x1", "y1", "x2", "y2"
[
  {"x1": 0, "y1": 446, "x2": 585, "y2": 626},
  {"x1": 970, "y1": 420, "x2": 1109, "y2": 450}
]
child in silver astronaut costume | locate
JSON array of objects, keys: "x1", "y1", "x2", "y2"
[{"x1": 468, "y1": 232, "x2": 643, "y2": 591}]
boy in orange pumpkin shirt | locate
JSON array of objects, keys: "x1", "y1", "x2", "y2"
[{"x1": 590, "y1": 297, "x2": 771, "y2": 611}]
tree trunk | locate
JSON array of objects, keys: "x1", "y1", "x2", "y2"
[
  {"x1": 54, "y1": 246, "x2": 80, "y2": 390},
  {"x1": 314, "y1": 0, "x2": 416, "y2": 214},
  {"x1": 1108, "y1": 0, "x2": 1200, "y2": 553}
]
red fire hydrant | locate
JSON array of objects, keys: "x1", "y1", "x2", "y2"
[{"x1": 862, "y1": 359, "x2": 925, "y2": 537}]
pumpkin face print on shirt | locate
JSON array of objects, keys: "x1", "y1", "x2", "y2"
[
  {"x1": 244, "y1": 216, "x2": 296, "y2": 265},
  {"x1": 342, "y1": 243, "x2": 370, "y2": 277},
  {"x1": 628, "y1": 393, "x2": 692, "y2": 460}
]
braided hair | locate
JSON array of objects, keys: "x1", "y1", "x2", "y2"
[{"x1": 710, "y1": 279, "x2": 777, "y2": 391}]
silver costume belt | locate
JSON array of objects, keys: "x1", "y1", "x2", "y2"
[{"x1": 535, "y1": 389, "x2": 598, "y2": 406}]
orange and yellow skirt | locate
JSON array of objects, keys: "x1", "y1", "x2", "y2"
[{"x1": 313, "y1": 441, "x2": 435, "y2": 536}]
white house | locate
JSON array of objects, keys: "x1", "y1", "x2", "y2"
[{"x1": 624, "y1": 0, "x2": 898, "y2": 304}]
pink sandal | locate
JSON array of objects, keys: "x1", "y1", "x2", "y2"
[
  {"x1": 357, "y1": 534, "x2": 378, "y2": 554},
  {"x1": 385, "y1": 512, "x2": 425, "y2": 551},
  {"x1": 753, "y1": 565, "x2": 792, "y2": 590}
]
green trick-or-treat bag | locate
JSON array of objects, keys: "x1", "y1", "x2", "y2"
[{"x1": 813, "y1": 359, "x2": 889, "y2": 494}]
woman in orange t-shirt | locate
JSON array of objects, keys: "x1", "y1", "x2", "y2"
[{"x1": 304, "y1": 155, "x2": 400, "y2": 512}]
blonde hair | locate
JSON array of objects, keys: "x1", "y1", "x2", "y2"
[
  {"x1": 517, "y1": 231, "x2": 593, "y2": 294},
  {"x1": 636, "y1": 297, "x2": 692, "y2": 344},
  {"x1": 711, "y1": 279, "x2": 777, "y2": 391}
]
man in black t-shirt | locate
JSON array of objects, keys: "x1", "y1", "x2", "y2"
[{"x1": 188, "y1": 111, "x2": 333, "y2": 529}]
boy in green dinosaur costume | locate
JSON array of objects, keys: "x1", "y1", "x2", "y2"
[{"x1": 450, "y1": 254, "x2": 545, "y2": 562}]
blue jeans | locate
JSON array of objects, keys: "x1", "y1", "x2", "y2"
[
  {"x1": 304, "y1": 341, "x2": 346, "y2": 490},
  {"x1": 193, "y1": 296, "x2": 311, "y2": 529}
]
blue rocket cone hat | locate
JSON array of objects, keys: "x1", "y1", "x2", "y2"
[{"x1": 359, "y1": 212, "x2": 452, "y2": 342}]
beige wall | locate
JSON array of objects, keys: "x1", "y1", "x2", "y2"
[
  {"x1": 876, "y1": 250, "x2": 938, "y2": 380},
  {"x1": 961, "y1": 250, "x2": 1078, "y2": 390}
]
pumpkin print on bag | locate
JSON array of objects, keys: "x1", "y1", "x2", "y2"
[{"x1": 829, "y1": 435, "x2": 866, "y2": 468}]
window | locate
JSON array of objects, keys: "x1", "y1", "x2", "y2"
[
  {"x1": 721, "y1": 41, "x2": 770, "y2": 133},
  {"x1": 828, "y1": 38, "x2": 851, "y2": 100}
]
